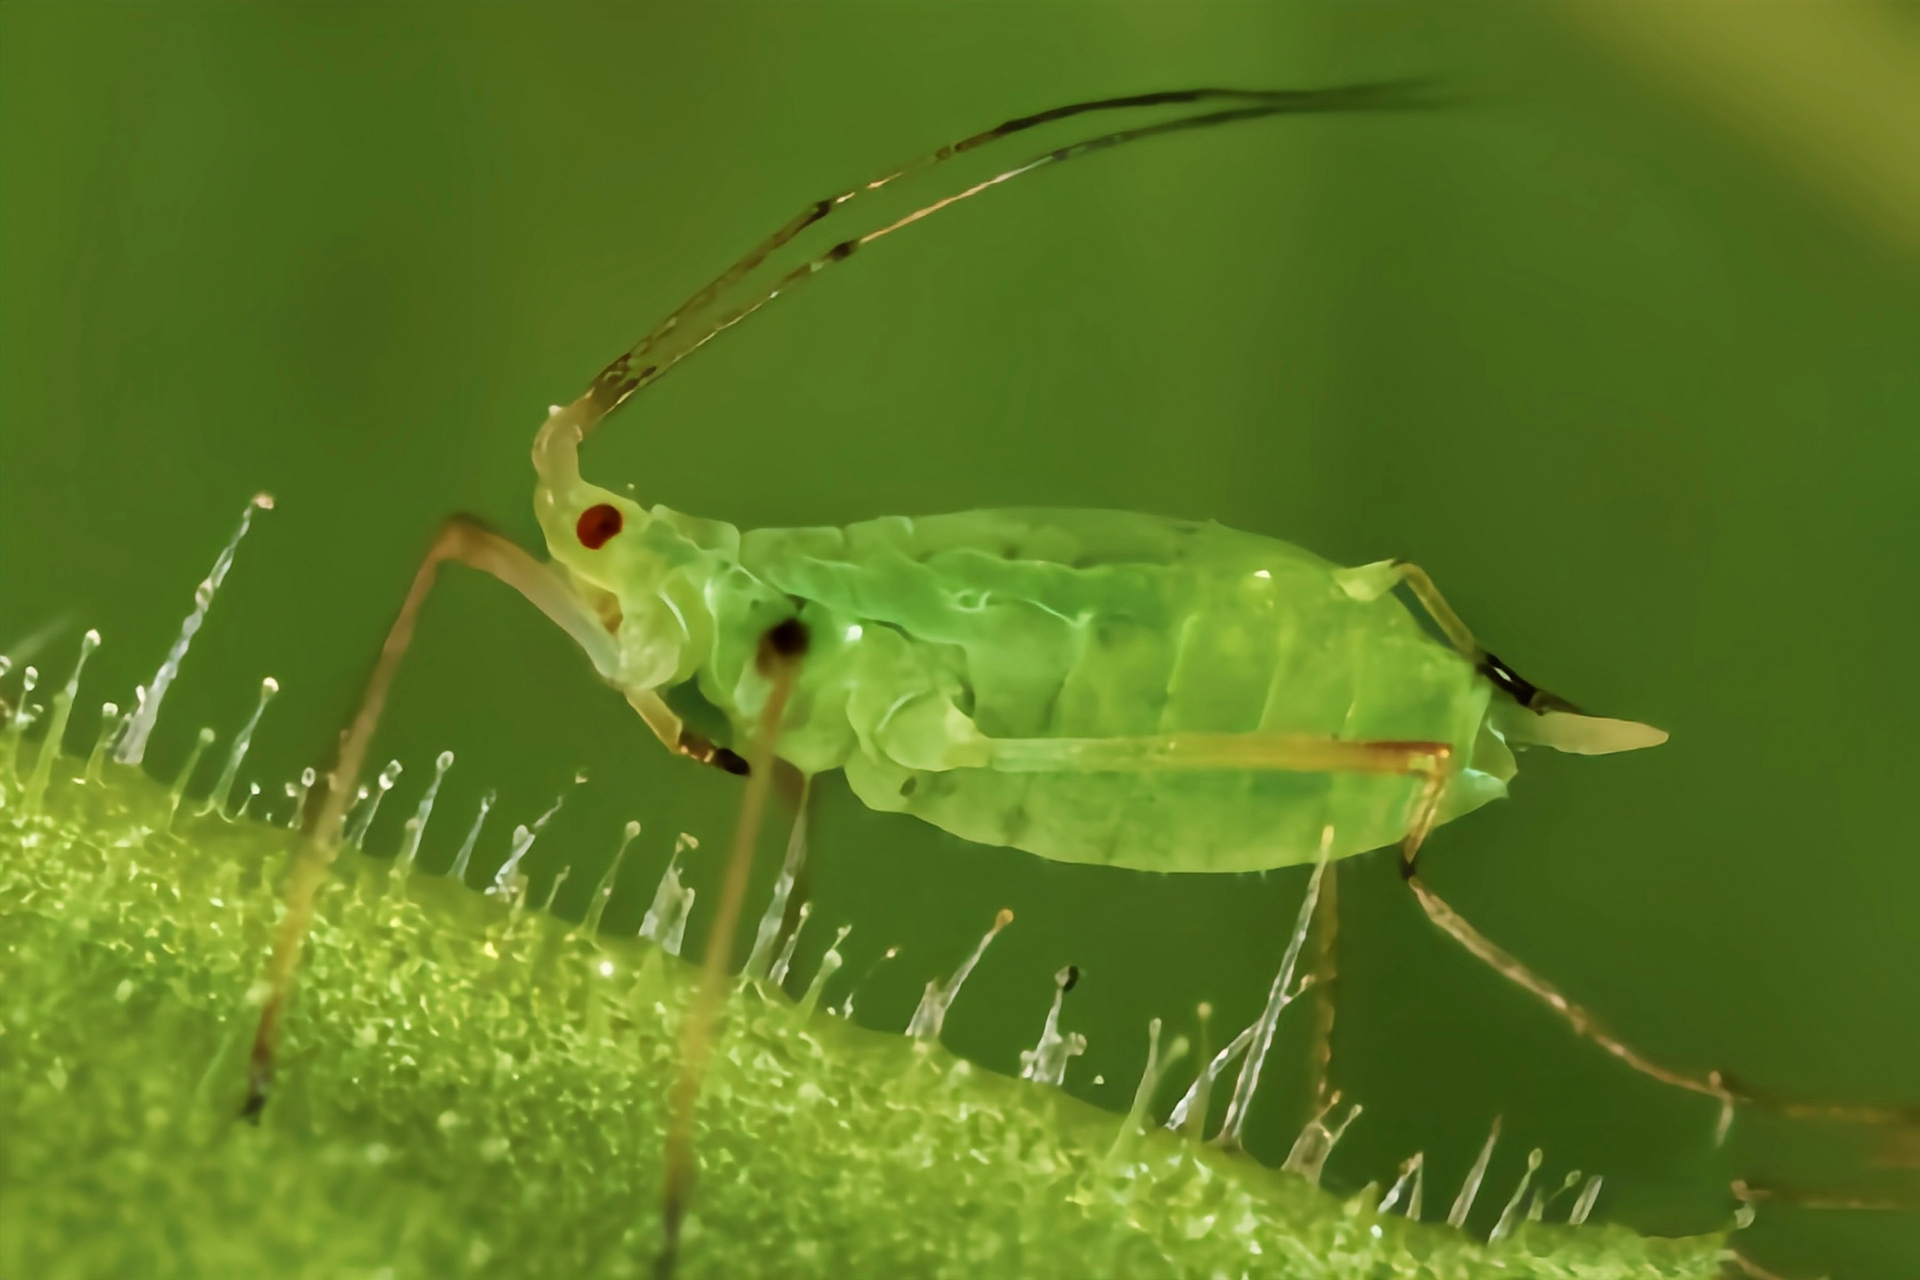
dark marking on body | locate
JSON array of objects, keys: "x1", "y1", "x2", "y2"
[{"x1": 1061, "y1": 965, "x2": 1081, "y2": 993}]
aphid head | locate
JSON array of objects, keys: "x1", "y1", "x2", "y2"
[
  {"x1": 532, "y1": 397, "x2": 648, "y2": 577},
  {"x1": 531, "y1": 403, "x2": 707, "y2": 691}
]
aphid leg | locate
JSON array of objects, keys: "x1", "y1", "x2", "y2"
[
  {"x1": 244, "y1": 516, "x2": 618, "y2": 1118},
  {"x1": 659, "y1": 618, "x2": 809, "y2": 1278},
  {"x1": 557, "y1": 84, "x2": 1435, "y2": 439},
  {"x1": 1397, "y1": 811, "x2": 1913, "y2": 1133},
  {"x1": 627, "y1": 688, "x2": 751, "y2": 776}
]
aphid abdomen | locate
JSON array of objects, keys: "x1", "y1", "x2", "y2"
[{"x1": 741, "y1": 509, "x2": 1502, "y2": 873}]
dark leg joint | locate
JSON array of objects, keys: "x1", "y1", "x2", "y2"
[
  {"x1": 759, "y1": 617, "x2": 810, "y2": 669},
  {"x1": 677, "y1": 729, "x2": 751, "y2": 777}
]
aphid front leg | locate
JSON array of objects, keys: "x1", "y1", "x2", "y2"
[{"x1": 246, "y1": 515, "x2": 617, "y2": 1117}]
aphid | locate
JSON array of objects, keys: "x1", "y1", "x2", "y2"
[{"x1": 242, "y1": 85, "x2": 1907, "y2": 1267}]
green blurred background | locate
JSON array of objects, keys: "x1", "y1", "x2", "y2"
[{"x1": 4, "y1": 4, "x2": 1917, "y2": 1277}]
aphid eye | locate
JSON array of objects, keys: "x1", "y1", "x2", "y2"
[{"x1": 576, "y1": 503, "x2": 623, "y2": 550}]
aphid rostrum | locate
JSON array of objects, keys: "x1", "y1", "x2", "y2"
[{"x1": 242, "y1": 85, "x2": 1908, "y2": 1264}]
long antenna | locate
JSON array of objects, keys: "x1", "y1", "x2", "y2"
[{"x1": 552, "y1": 82, "x2": 1435, "y2": 447}]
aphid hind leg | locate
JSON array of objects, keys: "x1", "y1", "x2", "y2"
[
  {"x1": 1396, "y1": 818, "x2": 1913, "y2": 1136},
  {"x1": 245, "y1": 516, "x2": 618, "y2": 1117}
]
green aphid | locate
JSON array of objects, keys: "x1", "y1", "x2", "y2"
[
  {"x1": 545, "y1": 482, "x2": 1663, "y2": 874},
  {"x1": 538, "y1": 86, "x2": 1664, "y2": 878},
  {"x1": 246, "y1": 86, "x2": 1897, "y2": 1265}
]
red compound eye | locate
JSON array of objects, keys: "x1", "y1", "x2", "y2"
[{"x1": 576, "y1": 503, "x2": 623, "y2": 549}]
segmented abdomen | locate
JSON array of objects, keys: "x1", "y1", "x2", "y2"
[{"x1": 736, "y1": 508, "x2": 1494, "y2": 873}]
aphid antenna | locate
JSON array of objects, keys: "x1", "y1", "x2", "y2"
[{"x1": 531, "y1": 82, "x2": 1439, "y2": 499}]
